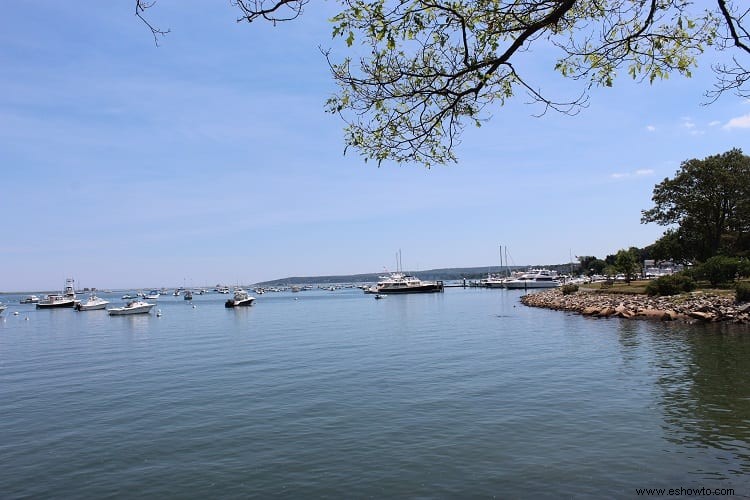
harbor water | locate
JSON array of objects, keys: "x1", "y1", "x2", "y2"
[{"x1": 1, "y1": 287, "x2": 749, "y2": 497}]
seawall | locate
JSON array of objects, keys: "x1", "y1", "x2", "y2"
[{"x1": 521, "y1": 288, "x2": 750, "y2": 324}]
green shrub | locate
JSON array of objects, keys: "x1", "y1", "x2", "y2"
[
  {"x1": 646, "y1": 273, "x2": 696, "y2": 296},
  {"x1": 737, "y1": 282, "x2": 750, "y2": 303},
  {"x1": 561, "y1": 284, "x2": 579, "y2": 295},
  {"x1": 738, "y1": 260, "x2": 750, "y2": 279},
  {"x1": 694, "y1": 256, "x2": 740, "y2": 287}
]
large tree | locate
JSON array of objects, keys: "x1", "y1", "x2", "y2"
[
  {"x1": 614, "y1": 248, "x2": 640, "y2": 283},
  {"x1": 137, "y1": 1, "x2": 750, "y2": 166},
  {"x1": 641, "y1": 148, "x2": 750, "y2": 262}
]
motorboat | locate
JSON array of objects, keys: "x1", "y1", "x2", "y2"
[
  {"x1": 108, "y1": 300, "x2": 155, "y2": 316},
  {"x1": 75, "y1": 294, "x2": 110, "y2": 311},
  {"x1": 225, "y1": 288, "x2": 256, "y2": 308},
  {"x1": 504, "y1": 269, "x2": 561, "y2": 289},
  {"x1": 481, "y1": 274, "x2": 507, "y2": 288},
  {"x1": 37, "y1": 278, "x2": 78, "y2": 308},
  {"x1": 145, "y1": 290, "x2": 161, "y2": 300},
  {"x1": 184, "y1": 290, "x2": 193, "y2": 301},
  {"x1": 20, "y1": 295, "x2": 40, "y2": 304},
  {"x1": 365, "y1": 272, "x2": 444, "y2": 294},
  {"x1": 0, "y1": 303, "x2": 6, "y2": 315}
]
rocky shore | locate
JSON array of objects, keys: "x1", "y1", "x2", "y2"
[{"x1": 521, "y1": 288, "x2": 750, "y2": 324}]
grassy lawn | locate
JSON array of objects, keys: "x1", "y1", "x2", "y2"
[{"x1": 580, "y1": 280, "x2": 741, "y2": 297}]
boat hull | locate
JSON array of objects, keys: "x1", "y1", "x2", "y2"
[
  {"x1": 376, "y1": 283, "x2": 444, "y2": 294},
  {"x1": 36, "y1": 300, "x2": 77, "y2": 309},
  {"x1": 75, "y1": 301, "x2": 108, "y2": 311},
  {"x1": 505, "y1": 281, "x2": 560, "y2": 289},
  {"x1": 225, "y1": 298, "x2": 255, "y2": 308},
  {"x1": 108, "y1": 302, "x2": 154, "y2": 316}
]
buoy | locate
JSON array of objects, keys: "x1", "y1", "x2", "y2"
[
  {"x1": 13, "y1": 311, "x2": 19, "y2": 316},
  {"x1": 192, "y1": 305, "x2": 196, "y2": 309},
  {"x1": 156, "y1": 309, "x2": 162, "y2": 317},
  {"x1": 25, "y1": 316, "x2": 29, "y2": 321}
]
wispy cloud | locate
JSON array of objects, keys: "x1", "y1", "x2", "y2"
[
  {"x1": 646, "y1": 125, "x2": 656, "y2": 132},
  {"x1": 682, "y1": 120, "x2": 695, "y2": 129},
  {"x1": 709, "y1": 120, "x2": 721, "y2": 127},
  {"x1": 723, "y1": 113, "x2": 750, "y2": 130},
  {"x1": 611, "y1": 168, "x2": 655, "y2": 180}
]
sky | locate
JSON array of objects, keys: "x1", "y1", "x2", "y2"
[{"x1": 1, "y1": 1, "x2": 748, "y2": 291}]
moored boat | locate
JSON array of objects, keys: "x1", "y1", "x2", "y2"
[
  {"x1": 108, "y1": 300, "x2": 155, "y2": 316},
  {"x1": 504, "y1": 269, "x2": 561, "y2": 289},
  {"x1": 365, "y1": 272, "x2": 444, "y2": 294},
  {"x1": 75, "y1": 294, "x2": 110, "y2": 311},
  {"x1": 37, "y1": 278, "x2": 78, "y2": 309},
  {"x1": 20, "y1": 295, "x2": 40, "y2": 304},
  {"x1": 225, "y1": 289, "x2": 256, "y2": 308},
  {"x1": 0, "y1": 303, "x2": 6, "y2": 315}
]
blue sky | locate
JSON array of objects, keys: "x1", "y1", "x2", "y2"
[{"x1": 1, "y1": 2, "x2": 748, "y2": 291}]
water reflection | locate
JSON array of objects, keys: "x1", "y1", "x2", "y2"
[{"x1": 647, "y1": 322, "x2": 750, "y2": 478}]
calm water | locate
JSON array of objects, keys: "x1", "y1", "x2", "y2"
[{"x1": 1, "y1": 287, "x2": 749, "y2": 498}]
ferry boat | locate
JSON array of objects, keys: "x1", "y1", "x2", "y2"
[{"x1": 37, "y1": 278, "x2": 78, "y2": 309}]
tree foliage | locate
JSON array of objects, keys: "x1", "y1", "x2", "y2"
[
  {"x1": 641, "y1": 148, "x2": 750, "y2": 262},
  {"x1": 577, "y1": 255, "x2": 606, "y2": 275},
  {"x1": 137, "y1": 0, "x2": 750, "y2": 166},
  {"x1": 694, "y1": 255, "x2": 740, "y2": 286},
  {"x1": 614, "y1": 248, "x2": 640, "y2": 283}
]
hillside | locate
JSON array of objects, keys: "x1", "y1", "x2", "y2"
[{"x1": 255, "y1": 263, "x2": 577, "y2": 286}]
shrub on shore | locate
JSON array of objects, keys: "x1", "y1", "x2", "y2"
[
  {"x1": 561, "y1": 284, "x2": 579, "y2": 295},
  {"x1": 737, "y1": 282, "x2": 750, "y2": 303},
  {"x1": 694, "y1": 256, "x2": 740, "y2": 287},
  {"x1": 646, "y1": 273, "x2": 696, "y2": 296}
]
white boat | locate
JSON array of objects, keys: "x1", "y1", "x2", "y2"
[
  {"x1": 75, "y1": 294, "x2": 110, "y2": 311},
  {"x1": 184, "y1": 290, "x2": 193, "y2": 301},
  {"x1": 0, "y1": 303, "x2": 6, "y2": 315},
  {"x1": 365, "y1": 272, "x2": 444, "y2": 294},
  {"x1": 481, "y1": 274, "x2": 507, "y2": 288},
  {"x1": 225, "y1": 289, "x2": 256, "y2": 308},
  {"x1": 504, "y1": 269, "x2": 561, "y2": 289},
  {"x1": 20, "y1": 295, "x2": 40, "y2": 304},
  {"x1": 108, "y1": 300, "x2": 155, "y2": 316},
  {"x1": 145, "y1": 290, "x2": 161, "y2": 300},
  {"x1": 37, "y1": 278, "x2": 78, "y2": 309}
]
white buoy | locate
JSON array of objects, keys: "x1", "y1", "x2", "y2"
[
  {"x1": 25, "y1": 316, "x2": 29, "y2": 321},
  {"x1": 156, "y1": 309, "x2": 162, "y2": 317},
  {"x1": 192, "y1": 305, "x2": 196, "y2": 309},
  {"x1": 13, "y1": 311, "x2": 19, "y2": 316}
]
